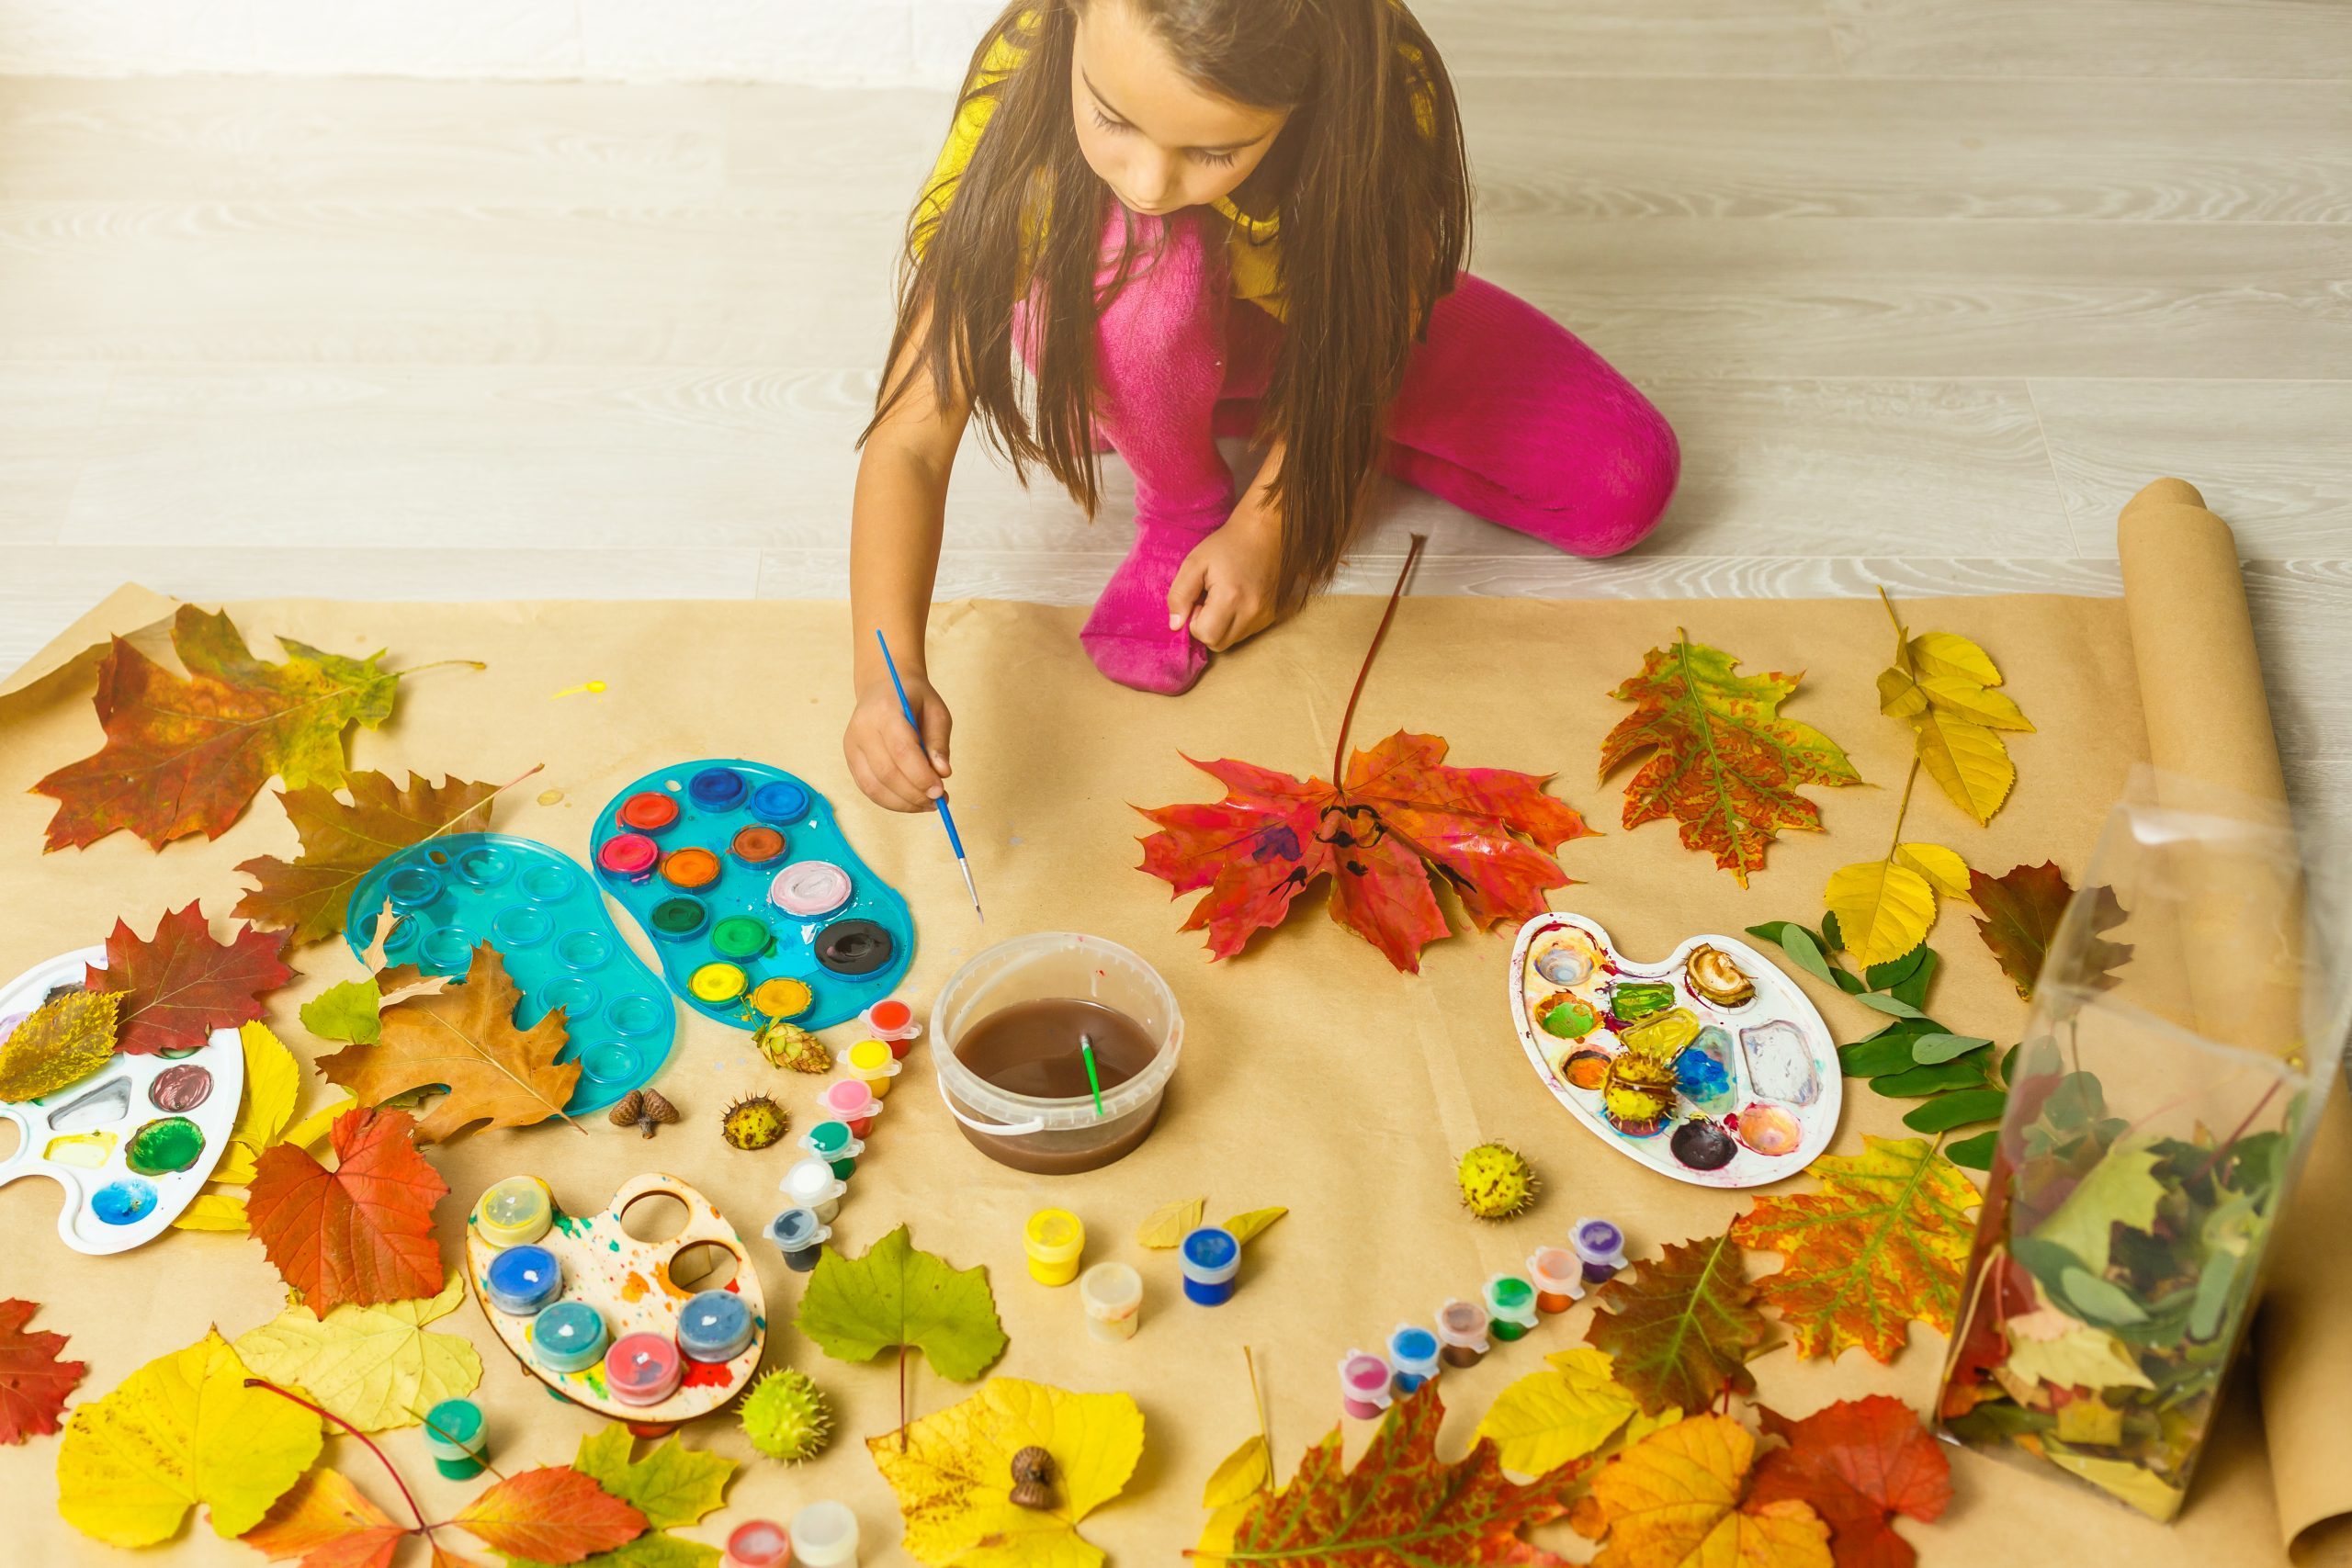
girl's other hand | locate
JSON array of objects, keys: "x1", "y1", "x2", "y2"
[
  {"x1": 1167, "y1": 505, "x2": 1283, "y2": 652},
  {"x1": 844, "y1": 673, "x2": 953, "y2": 812}
]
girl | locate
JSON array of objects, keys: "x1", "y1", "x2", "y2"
[{"x1": 843, "y1": 0, "x2": 1678, "y2": 812}]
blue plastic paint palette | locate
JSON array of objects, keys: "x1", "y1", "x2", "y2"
[
  {"x1": 590, "y1": 759, "x2": 914, "y2": 1031},
  {"x1": 0, "y1": 947, "x2": 244, "y2": 1255},
  {"x1": 344, "y1": 835, "x2": 674, "y2": 1115}
]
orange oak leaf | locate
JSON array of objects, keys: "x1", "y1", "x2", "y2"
[
  {"x1": 1137, "y1": 731, "x2": 1592, "y2": 973},
  {"x1": 318, "y1": 944, "x2": 579, "y2": 1142},
  {"x1": 34, "y1": 604, "x2": 403, "y2": 852},
  {"x1": 0, "y1": 1298, "x2": 86, "y2": 1444},
  {"x1": 1600, "y1": 636, "x2": 1861, "y2": 886},
  {"x1": 1208, "y1": 1382, "x2": 1592, "y2": 1565},
  {"x1": 1968, "y1": 862, "x2": 2131, "y2": 1000},
  {"x1": 246, "y1": 1107, "x2": 447, "y2": 1314},
  {"x1": 450, "y1": 1466, "x2": 645, "y2": 1563},
  {"x1": 240, "y1": 1469, "x2": 407, "y2": 1568},
  {"x1": 1586, "y1": 1414, "x2": 1832, "y2": 1568},
  {"x1": 1583, "y1": 1234, "x2": 1775, "y2": 1416},
  {"x1": 90, "y1": 903, "x2": 294, "y2": 1055},
  {"x1": 235, "y1": 772, "x2": 507, "y2": 946},
  {"x1": 1748, "y1": 1398, "x2": 1951, "y2": 1568}
]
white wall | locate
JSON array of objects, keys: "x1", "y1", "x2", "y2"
[{"x1": 0, "y1": 0, "x2": 1006, "y2": 85}]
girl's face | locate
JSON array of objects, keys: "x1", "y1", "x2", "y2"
[{"x1": 1070, "y1": 1, "x2": 1290, "y2": 217}]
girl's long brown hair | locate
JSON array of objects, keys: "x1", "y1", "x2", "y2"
[{"x1": 864, "y1": 0, "x2": 1470, "y2": 611}]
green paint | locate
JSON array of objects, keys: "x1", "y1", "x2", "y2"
[
  {"x1": 651, "y1": 897, "x2": 707, "y2": 937},
  {"x1": 712, "y1": 916, "x2": 773, "y2": 959},
  {"x1": 125, "y1": 1116, "x2": 204, "y2": 1175}
]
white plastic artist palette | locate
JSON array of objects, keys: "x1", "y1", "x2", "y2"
[
  {"x1": 1508, "y1": 913, "x2": 1839, "y2": 1189},
  {"x1": 0, "y1": 947, "x2": 243, "y2": 1254}
]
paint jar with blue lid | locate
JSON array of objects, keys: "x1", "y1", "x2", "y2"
[
  {"x1": 768, "y1": 1206, "x2": 831, "y2": 1272},
  {"x1": 678, "y1": 1289, "x2": 755, "y2": 1364},
  {"x1": 690, "y1": 766, "x2": 748, "y2": 811},
  {"x1": 1387, "y1": 1325, "x2": 1441, "y2": 1393},
  {"x1": 422, "y1": 1397, "x2": 487, "y2": 1480},
  {"x1": 1179, "y1": 1225, "x2": 1241, "y2": 1305},
  {"x1": 530, "y1": 1300, "x2": 607, "y2": 1374},
  {"x1": 749, "y1": 779, "x2": 810, "y2": 825},
  {"x1": 484, "y1": 1244, "x2": 562, "y2": 1316}
]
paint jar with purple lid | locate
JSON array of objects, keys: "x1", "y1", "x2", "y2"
[
  {"x1": 1571, "y1": 1217, "x2": 1626, "y2": 1284},
  {"x1": 1179, "y1": 1225, "x2": 1241, "y2": 1305},
  {"x1": 1484, "y1": 1275, "x2": 1541, "y2": 1342},
  {"x1": 1435, "y1": 1299, "x2": 1490, "y2": 1368},
  {"x1": 1387, "y1": 1325, "x2": 1441, "y2": 1393},
  {"x1": 1338, "y1": 1350, "x2": 1394, "y2": 1420}
]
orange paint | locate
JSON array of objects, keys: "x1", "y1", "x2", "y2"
[
  {"x1": 662, "y1": 847, "x2": 721, "y2": 889},
  {"x1": 653, "y1": 1260, "x2": 693, "y2": 1301},
  {"x1": 621, "y1": 1270, "x2": 650, "y2": 1303}
]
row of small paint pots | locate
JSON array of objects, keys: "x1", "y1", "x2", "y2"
[
  {"x1": 1336, "y1": 1217, "x2": 1626, "y2": 1418},
  {"x1": 1023, "y1": 1209, "x2": 1146, "y2": 1342},
  {"x1": 475, "y1": 1176, "x2": 758, "y2": 1404},
  {"x1": 719, "y1": 1506, "x2": 859, "y2": 1568},
  {"x1": 763, "y1": 1004, "x2": 921, "y2": 1270}
]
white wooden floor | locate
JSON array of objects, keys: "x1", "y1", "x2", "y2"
[{"x1": 1, "y1": 0, "x2": 2346, "y2": 815}]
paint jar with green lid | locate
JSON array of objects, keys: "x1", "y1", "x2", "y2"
[
  {"x1": 1483, "y1": 1274, "x2": 1540, "y2": 1342},
  {"x1": 800, "y1": 1118, "x2": 863, "y2": 1179},
  {"x1": 422, "y1": 1397, "x2": 487, "y2": 1480}
]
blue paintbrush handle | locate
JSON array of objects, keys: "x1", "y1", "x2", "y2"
[{"x1": 874, "y1": 629, "x2": 968, "y2": 855}]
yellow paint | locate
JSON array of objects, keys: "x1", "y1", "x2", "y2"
[
  {"x1": 621, "y1": 1270, "x2": 650, "y2": 1303},
  {"x1": 45, "y1": 1131, "x2": 118, "y2": 1168},
  {"x1": 537, "y1": 789, "x2": 566, "y2": 807},
  {"x1": 551, "y1": 680, "x2": 608, "y2": 699},
  {"x1": 652, "y1": 1259, "x2": 693, "y2": 1301}
]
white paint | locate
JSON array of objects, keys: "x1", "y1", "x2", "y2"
[{"x1": 0, "y1": 0, "x2": 1006, "y2": 85}]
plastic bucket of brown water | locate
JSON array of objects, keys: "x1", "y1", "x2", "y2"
[{"x1": 930, "y1": 932, "x2": 1182, "y2": 1175}]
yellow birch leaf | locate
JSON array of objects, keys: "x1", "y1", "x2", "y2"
[
  {"x1": 232, "y1": 1271, "x2": 481, "y2": 1432},
  {"x1": 1825, "y1": 857, "x2": 1939, "y2": 968},
  {"x1": 1588, "y1": 1414, "x2": 1832, "y2": 1568},
  {"x1": 1136, "y1": 1198, "x2": 1206, "y2": 1248},
  {"x1": 869, "y1": 1378, "x2": 1145, "y2": 1568},
  {"x1": 1917, "y1": 673, "x2": 2034, "y2": 732},
  {"x1": 56, "y1": 1328, "x2": 322, "y2": 1546},
  {"x1": 1893, "y1": 842, "x2": 1972, "y2": 902},
  {"x1": 1475, "y1": 1347, "x2": 1643, "y2": 1477},
  {"x1": 173, "y1": 1192, "x2": 253, "y2": 1232},
  {"x1": 1907, "y1": 632, "x2": 2003, "y2": 689},
  {"x1": 1220, "y1": 1207, "x2": 1287, "y2": 1247},
  {"x1": 234, "y1": 1021, "x2": 301, "y2": 1150},
  {"x1": 1201, "y1": 1433, "x2": 1272, "y2": 1508},
  {"x1": 1912, "y1": 714, "x2": 2016, "y2": 825}
]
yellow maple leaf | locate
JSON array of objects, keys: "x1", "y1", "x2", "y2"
[
  {"x1": 56, "y1": 1327, "x2": 322, "y2": 1546},
  {"x1": 1136, "y1": 1198, "x2": 1206, "y2": 1248},
  {"x1": 1475, "y1": 1348, "x2": 1647, "y2": 1477},
  {"x1": 1587, "y1": 1414, "x2": 1831, "y2": 1568},
  {"x1": 869, "y1": 1378, "x2": 1145, "y2": 1568},
  {"x1": 232, "y1": 1270, "x2": 482, "y2": 1432}
]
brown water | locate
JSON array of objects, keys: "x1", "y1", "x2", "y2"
[{"x1": 949, "y1": 998, "x2": 1166, "y2": 1176}]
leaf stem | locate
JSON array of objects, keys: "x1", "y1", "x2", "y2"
[
  {"x1": 1244, "y1": 1345, "x2": 1272, "y2": 1495},
  {"x1": 243, "y1": 1377, "x2": 442, "y2": 1543},
  {"x1": 392, "y1": 659, "x2": 490, "y2": 680},
  {"x1": 1330, "y1": 535, "x2": 1426, "y2": 786},
  {"x1": 1884, "y1": 758, "x2": 1920, "y2": 866}
]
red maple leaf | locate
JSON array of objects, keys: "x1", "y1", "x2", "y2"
[
  {"x1": 89, "y1": 902, "x2": 294, "y2": 1055},
  {"x1": 241, "y1": 1469, "x2": 408, "y2": 1568},
  {"x1": 247, "y1": 1107, "x2": 447, "y2": 1314},
  {"x1": 0, "y1": 1298, "x2": 86, "y2": 1444},
  {"x1": 451, "y1": 1467, "x2": 646, "y2": 1563},
  {"x1": 1748, "y1": 1396, "x2": 1951, "y2": 1568}
]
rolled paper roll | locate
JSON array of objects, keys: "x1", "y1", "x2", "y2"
[
  {"x1": 1023, "y1": 1208, "x2": 1086, "y2": 1287},
  {"x1": 1079, "y1": 1262, "x2": 1143, "y2": 1343},
  {"x1": 422, "y1": 1397, "x2": 487, "y2": 1480},
  {"x1": 473, "y1": 1176, "x2": 554, "y2": 1250},
  {"x1": 483, "y1": 1244, "x2": 562, "y2": 1316},
  {"x1": 605, "y1": 1332, "x2": 683, "y2": 1407},
  {"x1": 1338, "y1": 1350, "x2": 1394, "y2": 1420},
  {"x1": 1387, "y1": 1325, "x2": 1441, "y2": 1393},
  {"x1": 530, "y1": 1300, "x2": 608, "y2": 1374},
  {"x1": 788, "y1": 1501, "x2": 861, "y2": 1568},
  {"x1": 678, "y1": 1289, "x2": 755, "y2": 1364}
]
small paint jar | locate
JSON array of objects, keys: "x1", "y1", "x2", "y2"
[
  {"x1": 731, "y1": 826, "x2": 788, "y2": 868},
  {"x1": 787, "y1": 1501, "x2": 860, "y2": 1568},
  {"x1": 1180, "y1": 1226, "x2": 1241, "y2": 1306},
  {"x1": 1526, "y1": 1247, "x2": 1588, "y2": 1314},
  {"x1": 1023, "y1": 1208, "x2": 1086, "y2": 1286},
  {"x1": 597, "y1": 832, "x2": 660, "y2": 882},
  {"x1": 771, "y1": 861, "x2": 854, "y2": 919},
  {"x1": 678, "y1": 1289, "x2": 755, "y2": 1364},
  {"x1": 1435, "y1": 1299, "x2": 1490, "y2": 1368},
  {"x1": 472, "y1": 1175, "x2": 553, "y2": 1249},
  {"x1": 605, "y1": 1332, "x2": 684, "y2": 1406},
  {"x1": 712, "y1": 915, "x2": 775, "y2": 962},
  {"x1": 1338, "y1": 1350, "x2": 1394, "y2": 1420},
  {"x1": 421, "y1": 1397, "x2": 487, "y2": 1480},
  {"x1": 781, "y1": 1157, "x2": 847, "y2": 1224},
  {"x1": 844, "y1": 1039, "x2": 902, "y2": 1098},
  {"x1": 861, "y1": 998, "x2": 921, "y2": 1051},
  {"x1": 801, "y1": 1119, "x2": 863, "y2": 1179},
  {"x1": 723, "y1": 1519, "x2": 793, "y2": 1568},
  {"x1": 1572, "y1": 1217, "x2": 1626, "y2": 1285},
  {"x1": 483, "y1": 1244, "x2": 562, "y2": 1316},
  {"x1": 1079, "y1": 1262, "x2": 1143, "y2": 1343},
  {"x1": 1387, "y1": 1325, "x2": 1441, "y2": 1394},
  {"x1": 663, "y1": 846, "x2": 723, "y2": 891},
  {"x1": 530, "y1": 1300, "x2": 608, "y2": 1374},
  {"x1": 818, "y1": 1078, "x2": 881, "y2": 1137},
  {"x1": 689, "y1": 766, "x2": 748, "y2": 811},
  {"x1": 617, "y1": 791, "x2": 679, "y2": 833},
  {"x1": 650, "y1": 896, "x2": 710, "y2": 943},
  {"x1": 1485, "y1": 1275, "x2": 1540, "y2": 1342},
  {"x1": 690, "y1": 962, "x2": 750, "y2": 1006},
  {"x1": 768, "y1": 1206, "x2": 831, "y2": 1271},
  {"x1": 751, "y1": 779, "x2": 811, "y2": 825},
  {"x1": 751, "y1": 976, "x2": 814, "y2": 1021}
]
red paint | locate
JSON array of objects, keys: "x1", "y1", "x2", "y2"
[
  {"x1": 681, "y1": 1357, "x2": 734, "y2": 1390},
  {"x1": 618, "y1": 792, "x2": 679, "y2": 831},
  {"x1": 871, "y1": 998, "x2": 912, "y2": 1032},
  {"x1": 598, "y1": 833, "x2": 660, "y2": 879}
]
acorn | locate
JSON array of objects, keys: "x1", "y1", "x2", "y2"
[
  {"x1": 1008, "y1": 1446, "x2": 1055, "y2": 1510},
  {"x1": 607, "y1": 1088, "x2": 680, "y2": 1139},
  {"x1": 1456, "y1": 1142, "x2": 1539, "y2": 1221},
  {"x1": 721, "y1": 1093, "x2": 788, "y2": 1151}
]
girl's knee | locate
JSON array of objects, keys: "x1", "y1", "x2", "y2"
[{"x1": 1583, "y1": 396, "x2": 1679, "y2": 556}]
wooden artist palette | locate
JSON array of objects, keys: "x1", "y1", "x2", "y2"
[
  {"x1": 1508, "y1": 913, "x2": 1840, "y2": 1189},
  {"x1": 464, "y1": 1171, "x2": 766, "y2": 1427},
  {"x1": 0, "y1": 947, "x2": 243, "y2": 1254}
]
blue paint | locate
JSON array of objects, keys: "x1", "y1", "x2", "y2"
[
  {"x1": 1387, "y1": 1325, "x2": 1441, "y2": 1393},
  {"x1": 1180, "y1": 1226, "x2": 1241, "y2": 1306},
  {"x1": 677, "y1": 1289, "x2": 754, "y2": 1363},
  {"x1": 530, "y1": 1300, "x2": 608, "y2": 1373},
  {"x1": 750, "y1": 780, "x2": 810, "y2": 825},
  {"x1": 689, "y1": 766, "x2": 748, "y2": 811},
  {"x1": 91, "y1": 1178, "x2": 156, "y2": 1226},
  {"x1": 484, "y1": 1244, "x2": 562, "y2": 1316}
]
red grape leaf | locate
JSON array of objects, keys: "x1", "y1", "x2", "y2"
[
  {"x1": 240, "y1": 1469, "x2": 406, "y2": 1568},
  {"x1": 451, "y1": 1466, "x2": 645, "y2": 1563},
  {"x1": 247, "y1": 1107, "x2": 447, "y2": 1314},
  {"x1": 1968, "y1": 862, "x2": 2131, "y2": 1000},
  {"x1": 318, "y1": 943, "x2": 579, "y2": 1143},
  {"x1": 1600, "y1": 636, "x2": 1862, "y2": 886},
  {"x1": 34, "y1": 604, "x2": 402, "y2": 852},
  {"x1": 1583, "y1": 1233, "x2": 1776, "y2": 1416},
  {"x1": 1748, "y1": 1397, "x2": 1951, "y2": 1568},
  {"x1": 235, "y1": 772, "x2": 505, "y2": 946},
  {"x1": 0, "y1": 1298, "x2": 86, "y2": 1444},
  {"x1": 1214, "y1": 1382, "x2": 1591, "y2": 1565},
  {"x1": 91, "y1": 902, "x2": 294, "y2": 1055},
  {"x1": 1137, "y1": 730, "x2": 1592, "y2": 973}
]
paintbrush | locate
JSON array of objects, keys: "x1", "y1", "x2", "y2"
[{"x1": 874, "y1": 629, "x2": 984, "y2": 922}]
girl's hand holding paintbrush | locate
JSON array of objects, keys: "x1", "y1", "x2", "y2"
[{"x1": 845, "y1": 665, "x2": 952, "y2": 813}]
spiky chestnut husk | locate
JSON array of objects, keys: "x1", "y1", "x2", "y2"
[
  {"x1": 721, "y1": 1093, "x2": 788, "y2": 1151},
  {"x1": 754, "y1": 1019, "x2": 831, "y2": 1075},
  {"x1": 1456, "y1": 1141, "x2": 1538, "y2": 1221},
  {"x1": 741, "y1": 1367, "x2": 833, "y2": 1461}
]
